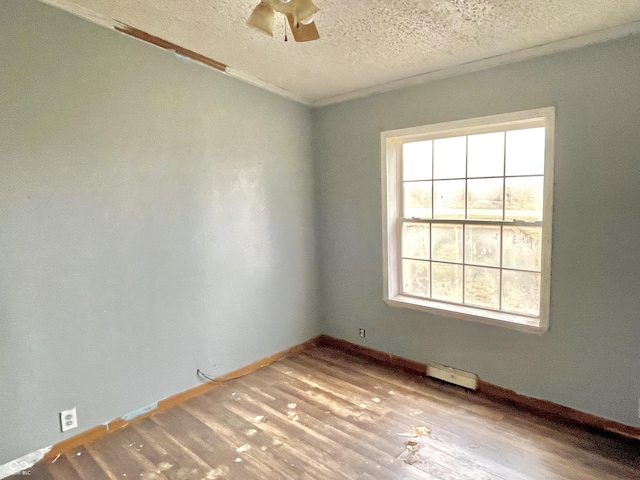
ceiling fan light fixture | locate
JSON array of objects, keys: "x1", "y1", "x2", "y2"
[
  {"x1": 248, "y1": 2, "x2": 275, "y2": 36},
  {"x1": 295, "y1": 0, "x2": 319, "y2": 24}
]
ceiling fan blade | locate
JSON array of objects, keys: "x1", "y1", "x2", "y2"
[{"x1": 286, "y1": 14, "x2": 320, "y2": 42}]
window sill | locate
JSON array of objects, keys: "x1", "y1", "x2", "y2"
[{"x1": 385, "y1": 295, "x2": 548, "y2": 334}]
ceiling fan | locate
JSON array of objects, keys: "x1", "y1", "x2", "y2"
[{"x1": 248, "y1": 0, "x2": 320, "y2": 42}]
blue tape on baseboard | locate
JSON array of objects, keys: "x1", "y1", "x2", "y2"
[{"x1": 120, "y1": 402, "x2": 158, "y2": 422}]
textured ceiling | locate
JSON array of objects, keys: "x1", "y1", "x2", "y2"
[{"x1": 42, "y1": 0, "x2": 640, "y2": 105}]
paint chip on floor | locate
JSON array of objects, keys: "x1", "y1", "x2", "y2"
[
  {"x1": 205, "y1": 466, "x2": 230, "y2": 479},
  {"x1": 287, "y1": 403, "x2": 297, "y2": 409},
  {"x1": 247, "y1": 429, "x2": 258, "y2": 437},
  {"x1": 236, "y1": 444, "x2": 251, "y2": 453},
  {"x1": 253, "y1": 415, "x2": 265, "y2": 423},
  {"x1": 157, "y1": 462, "x2": 173, "y2": 472}
]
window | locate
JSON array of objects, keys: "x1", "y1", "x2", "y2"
[{"x1": 382, "y1": 108, "x2": 554, "y2": 333}]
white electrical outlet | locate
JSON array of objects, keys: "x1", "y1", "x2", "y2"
[{"x1": 60, "y1": 408, "x2": 78, "y2": 433}]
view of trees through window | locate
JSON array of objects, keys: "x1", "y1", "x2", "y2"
[{"x1": 400, "y1": 128, "x2": 545, "y2": 317}]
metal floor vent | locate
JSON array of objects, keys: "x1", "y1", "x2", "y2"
[{"x1": 427, "y1": 363, "x2": 478, "y2": 390}]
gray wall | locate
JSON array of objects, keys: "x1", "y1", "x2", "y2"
[
  {"x1": 2, "y1": 0, "x2": 640, "y2": 466},
  {"x1": 0, "y1": 0, "x2": 319, "y2": 464},
  {"x1": 314, "y1": 34, "x2": 640, "y2": 427}
]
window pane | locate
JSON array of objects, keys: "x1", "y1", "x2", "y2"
[
  {"x1": 434, "y1": 180, "x2": 465, "y2": 219},
  {"x1": 403, "y1": 141, "x2": 432, "y2": 181},
  {"x1": 467, "y1": 131, "x2": 504, "y2": 178},
  {"x1": 505, "y1": 176, "x2": 543, "y2": 221},
  {"x1": 465, "y1": 266, "x2": 500, "y2": 309},
  {"x1": 433, "y1": 262, "x2": 463, "y2": 303},
  {"x1": 402, "y1": 223, "x2": 430, "y2": 260},
  {"x1": 465, "y1": 225, "x2": 500, "y2": 267},
  {"x1": 432, "y1": 224, "x2": 463, "y2": 263},
  {"x1": 467, "y1": 178, "x2": 503, "y2": 220},
  {"x1": 404, "y1": 181, "x2": 432, "y2": 219},
  {"x1": 506, "y1": 127, "x2": 545, "y2": 176},
  {"x1": 503, "y1": 227, "x2": 541, "y2": 271},
  {"x1": 434, "y1": 136, "x2": 466, "y2": 179},
  {"x1": 402, "y1": 259, "x2": 430, "y2": 297},
  {"x1": 502, "y1": 270, "x2": 540, "y2": 316}
]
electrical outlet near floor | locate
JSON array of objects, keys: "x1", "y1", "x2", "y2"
[
  {"x1": 359, "y1": 328, "x2": 366, "y2": 338},
  {"x1": 60, "y1": 407, "x2": 78, "y2": 433}
]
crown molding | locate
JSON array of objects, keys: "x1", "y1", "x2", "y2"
[
  {"x1": 36, "y1": 1, "x2": 640, "y2": 109},
  {"x1": 311, "y1": 21, "x2": 640, "y2": 107}
]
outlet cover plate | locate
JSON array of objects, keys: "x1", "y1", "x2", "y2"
[{"x1": 60, "y1": 407, "x2": 78, "y2": 432}]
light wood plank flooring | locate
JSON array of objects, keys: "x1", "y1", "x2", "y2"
[{"x1": 11, "y1": 346, "x2": 640, "y2": 479}]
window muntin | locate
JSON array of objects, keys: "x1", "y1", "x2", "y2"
[{"x1": 383, "y1": 108, "x2": 554, "y2": 332}]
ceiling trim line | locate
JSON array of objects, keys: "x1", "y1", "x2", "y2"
[
  {"x1": 115, "y1": 25, "x2": 227, "y2": 72},
  {"x1": 311, "y1": 20, "x2": 640, "y2": 108},
  {"x1": 38, "y1": 0, "x2": 311, "y2": 106},
  {"x1": 35, "y1": 1, "x2": 640, "y2": 108},
  {"x1": 39, "y1": 0, "x2": 123, "y2": 29}
]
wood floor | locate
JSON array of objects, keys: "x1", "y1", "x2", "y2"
[{"x1": 13, "y1": 346, "x2": 640, "y2": 480}]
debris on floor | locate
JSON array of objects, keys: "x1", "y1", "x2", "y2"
[
  {"x1": 253, "y1": 415, "x2": 265, "y2": 423},
  {"x1": 205, "y1": 465, "x2": 230, "y2": 479},
  {"x1": 236, "y1": 444, "x2": 251, "y2": 453},
  {"x1": 156, "y1": 462, "x2": 173, "y2": 472},
  {"x1": 396, "y1": 426, "x2": 431, "y2": 438},
  {"x1": 397, "y1": 440, "x2": 422, "y2": 465}
]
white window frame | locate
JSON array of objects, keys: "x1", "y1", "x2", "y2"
[{"x1": 381, "y1": 107, "x2": 555, "y2": 334}]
